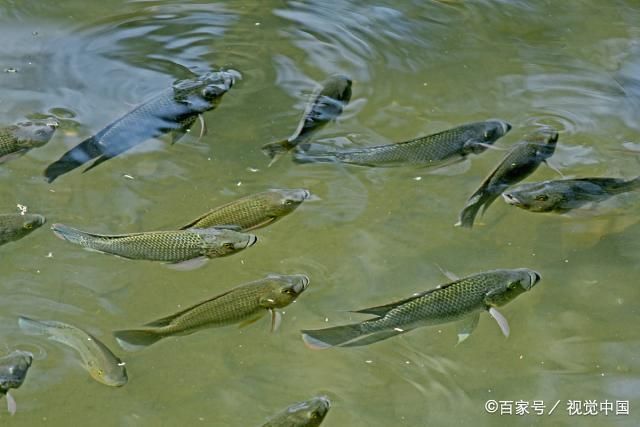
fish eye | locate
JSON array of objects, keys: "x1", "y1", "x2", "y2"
[
  {"x1": 284, "y1": 200, "x2": 294, "y2": 206},
  {"x1": 223, "y1": 242, "x2": 235, "y2": 250},
  {"x1": 23, "y1": 223, "x2": 33, "y2": 229},
  {"x1": 282, "y1": 288, "x2": 294, "y2": 295},
  {"x1": 535, "y1": 194, "x2": 549, "y2": 201}
]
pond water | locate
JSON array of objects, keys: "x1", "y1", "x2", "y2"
[{"x1": 1, "y1": 0, "x2": 639, "y2": 425}]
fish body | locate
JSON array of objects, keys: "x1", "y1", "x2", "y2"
[
  {"x1": 262, "y1": 74, "x2": 352, "y2": 161},
  {"x1": 293, "y1": 120, "x2": 511, "y2": 167},
  {"x1": 301, "y1": 268, "x2": 540, "y2": 349},
  {"x1": 180, "y1": 188, "x2": 311, "y2": 231},
  {"x1": 503, "y1": 177, "x2": 640, "y2": 213},
  {"x1": 44, "y1": 70, "x2": 236, "y2": 182},
  {"x1": 51, "y1": 224, "x2": 256, "y2": 264},
  {"x1": 0, "y1": 350, "x2": 33, "y2": 415},
  {"x1": 0, "y1": 121, "x2": 57, "y2": 164},
  {"x1": 457, "y1": 127, "x2": 558, "y2": 228},
  {"x1": 18, "y1": 316, "x2": 127, "y2": 387},
  {"x1": 114, "y1": 274, "x2": 309, "y2": 351},
  {"x1": 0, "y1": 213, "x2": 46, "y2": 246},
  {"x1": 262, "y1": 396, "x2": 331, "y2": 427}
]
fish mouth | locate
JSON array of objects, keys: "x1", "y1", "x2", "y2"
[
  {"x1": 501, "y1": 121, "x2": 512, "y2": 134},
  {"x1": 502, "y1": 192, "x2": 521, "y2": 206},
  {"x1": 528, "y1": 270, "x2": 541, "y2": 287},
  {"x1": 246, "y1": 234, "x2": 258, "y2": 247},
  {"x1": 46, "y1": 119, "x2": 59, "y2": 129},
  {"x1": 293, "y1": 275, "x2": 310, "y2": 293}
]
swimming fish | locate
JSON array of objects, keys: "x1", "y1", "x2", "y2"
[
  {"x1": 262, "y1": 74, "x2": 352, "y2": 164},
  {"x1": 114, "y1": 274, "x2": 309, "y2": 352},
  {"x1": 18, "y1": 316, "x2": 127, "y2": 387},
  {"x1": 503, "y1": 176, "x2": 640, "y2": 213},
  {"x1": 180, "y1": 188, "x2": 311, "y2": 232},
  {"x1": 301, "y1": 268, "x2": 540, "y2": 349},
  {"x1": 0, "y1": 121, "x2": 58, "y2": 164},
  {"x1": 456, "y1": 127, "x2": 558, "y2": 228},
  {"x1": 292, "y1": 120, "x2": 511, "y2": 167},
  {"x1": 51, "y1": 224, "x2": 256, "y2": 268},
  {"x1": 0, "y1": 350, "x2": 33, "y2": 415},
  {"x1": 44, "y1": 70, "x2": 237, "y2": 182},
  {"x1": 262, "y1": 396, "x2": 331, "y2": 427},
  {"x1": 0, "y1": 213, "x2": 46, "y2": 247}
]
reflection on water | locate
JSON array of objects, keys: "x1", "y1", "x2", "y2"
[{"x1": 0, "y1": 0, "x2": 639, "y2": 425}]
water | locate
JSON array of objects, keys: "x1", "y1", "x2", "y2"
[{"x1": 1, "y1": 0, "x2": 639, "y2": 425}]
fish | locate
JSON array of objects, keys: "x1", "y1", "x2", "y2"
[
  {"x1": 0, "y1": 350, "x2": 33, "y2": 415},
  {"x1": 292, "y1": 120, "x2": 511, "y2": 167},
  {"x1": 44, "y1": 70, "x2": 237, "y2": 182},
  {"x1": 0, "y1": 213, "x2": 46, "y2": 247},
  {"x1": 18, "y1": 316, "x2": 127, "y2": 387},
  {"x1": 262, "y1": 74, "x2": 352, "y2": 164},
  {"x1": 113, "y1": 274, "x2": 309, "y2": 352},
  {"x1": 180, "y1": 188, "x2": 311, "y2": 232},
  {"x1": 51, "y1": 224, "x2": 256, "y2": 268},
  {"x1": 456, "y1": 127, "x2": 559, "y2": 228},
  {"x1": 301, "y1": 268, "x2": 541, "y2": 349},
  {"x1": 502, "y1": 176, "x2": 640, "y2": 213},
  {"x1": 0, "y1": 121, "x2": 58, "y2": 164},
  {"x1": 262, "y1": 396, "x2": 331, "y2": 427}
]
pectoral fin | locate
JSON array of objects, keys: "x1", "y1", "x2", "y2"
[
  {"x1": 489, "y1": 307, "x2": 510, "y2": 338},
  {"x1": 6, "y1": 391, "x2": 16, "y2": 415},
  {"x1": 435, "y1": 264, "x2": 460, "y2": 282},
  {"x1": 165, "y1": 256, "x2": 208, "y2": 271},
  {"x1": 544, "y1": 160, "x2": 565, "y2": 178},
  {"x1": 457, "y1": 313, "x2": 480, "y2": 344},
  {"x1": 197, "y1": 114, "x2": 207, "y2": 141},
  {"x1": 270, "y1": 309, "x2": 282, "y2": 332}
]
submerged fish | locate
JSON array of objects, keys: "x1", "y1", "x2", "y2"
[
  {"x1": 44, "y1": 70, "x2": 237, "y2": 182},
  {"x1": 262, "y1": 396, "x2": 331, "y2": 427},
  {"x1": 52, "y1": 224, "x2": 256, "y2": 268},
  {"x1": 180, "y1": 188, "x2": 311, "y2": 231},
  {"x1": 262, "y1": 74, "x2": 352, "y2": 163},
  {"x1": 18, "y1": 316, "x2": 127, "y2": 387},
  {"x1": 0, "y1": 350, "x2": 33, "y2": 415},
  {"x1": 114, "y1": 274, "x2": 309, "y2": 352},
  {"x1": 456, "y1": 127, "x2": 558, "y2": 228},
  {"x1": 503, "y1": 176, "x2": 640, "y2": 213},
  {"x1": 0, "y1": 213, "x2": 46, "y2": 247},
  {"x1": 301, "y1": 268, "x2": 540, "y2": 349},
  {"x1": 293, "y1": 120, "x2": 511, "y2": 167},
  {"x1": 0, "y1": 121, "x2": 57, "y2": 164}
]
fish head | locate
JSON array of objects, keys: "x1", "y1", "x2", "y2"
[
  {"x1": 87, "y1": 357, "x2": 128, "y2": 387},
  {"x1": 199, "y1": 70, "x2": 238, "y2": 101},
  {"x1": 265, "y1": 188, "x2": 312, "y2": 216},
  {"x1": 0, "y1": 350, "x2": 33, "y2": 391},
  {"x1": 465, "y1": 120, "x2": 511, "y2": 154},
  {"x1": 10, "y1": 120, "x2": 58, "y2": 149},
  {"x1": 528, "y1": 127, "x2": 559, "y2": 157},
  {"x1": 199, "y1": 228, "x2": 258, "y2": 257},
  {"x1": 21, "y1": 213, "x2": 46, "y2": 231},
  {"x1": 259, "y1": 274, "x2": 310, "y2": 308},
  {"x1": 502, "y1": 181, "x2": 566, "y2": 212},
  {"x1": 484, "y1": 269, "x2": 541, "y2": 307},
  {"x1": 276, "y1": 396, "x2": 331, "y2": 426},
  {"x1": 323, "y1": 74, "x2": 353, "y2": 103}
]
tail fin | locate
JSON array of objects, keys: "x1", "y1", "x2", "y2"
[
  {"x1": 292, "y1": 150, "x2": 340, "y2": 164},
  {"x1": 51, "y1": 224, "x2": 88, "y2": 245},
  {"x1": 625, "y1": 176, "x2": 640, "y2": 192},
  {"x1": 301, "y1": 323, "x2": 366, "y2": 349},
  {"x1": 113, "y1": 329, "x2": 163, "y2": 352},
  {"x1": 455, "y1": 189, "x2": 501, "y2": 228},
  {"x1": 261, "y1": 139, "x2": 294, "y2": 165},
  {"x1": 44, "y1": 135, "x2": 104, "y2": 183},
  {"x1": 17, "y1": 316, "x2": 49, "y2": 336}
]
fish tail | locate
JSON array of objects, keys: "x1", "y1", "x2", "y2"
[
  {"x1": 44, "y1": 135, "x2": 103, "y2": 183},
  {"x1": 17, "y1": 316, "x2": 48, "y2": 336},
  {"x1": 625, "y1": 176, "x2": 640, "y2": 192},
  {"x1": 455, "y1": 189, "x2": 501, "y2": 228},
  {"x1": 261, "y1": 139, "x2": 293, "y2": 160},
  {"x1": 51, "y1": 224, "x2": 89, "y2": 245},
  {"x1": 113, "y1": 329, "x2": 163, "y2": 352},
  {"x1": 301, "y1": 323, "x2": 365, "y2": 349},
  {"x1": 82, "y1": 155, "x2": 111, "y2": 174},
  {"x1": 291, "y1": 149, "x2": 339, "y2": 164}
]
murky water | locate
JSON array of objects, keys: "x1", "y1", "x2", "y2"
[{"x1": 1, "y1": 0, "x2": 639, "y2": 425}]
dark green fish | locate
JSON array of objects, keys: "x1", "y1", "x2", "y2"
[
  {"x1": 0, "y1": 213, "x2": 46, "y2": 247},
  {"x1": 44, "y1": 70, "x2": 237, "y2": 182},
  {"x1": 262, "y1": 396, "x2": 331, "y2": 427},
  {"x1": 0, "y1": 350, "x2": 33, "y2": 415},
  {"x1": 52, "y1": 224, "x2": 256, "y2": 268},
  {"x1": 503, "y1": 176, "x2": 640, "y2": 213},
  {"x1": 301, "y1": 269, "x2": 540, "y2": 349},
  {"x1": 456, "y1": 127, "x2": 558, "y2": 228},
  {"x1": 180, "y1": 188, "x2": 311, "y2": 231},
  {"x1": 262, "y1": 74, "x2": 352, "y2": 164},
  {"x1": 0, "y1": 121, "x2": 57, "y2": 164},
  {"x1": 293, "y1": 120, "x2": 511, "y2": 167},
  {"x1": 18, "y1": 316, "x2": 127, "y2": 387},
  {"x1": 114, "y1": 274, "x2": 309, "y2": 351}
]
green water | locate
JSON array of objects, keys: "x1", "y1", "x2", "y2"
[{"x1": 1, "y1": 0, "x2": 639, "y2": 425}]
